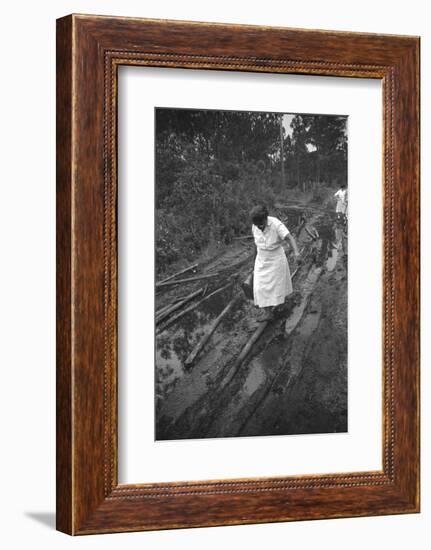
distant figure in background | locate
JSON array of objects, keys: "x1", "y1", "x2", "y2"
[
  {"x1": 251, "y1": 205, "x2": 300, "y2": 322},
  {"x1": 334, "y1": 183, "x2": 348, "y2": 222}
]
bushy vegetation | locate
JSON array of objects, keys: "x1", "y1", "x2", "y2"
[{"x1": 155, "y1": 109, "x2": 347, "y2": 275}]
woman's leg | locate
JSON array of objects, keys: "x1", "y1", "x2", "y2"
[{"x1": 256, "y1": 305, "x2": 274, "y2": 322}]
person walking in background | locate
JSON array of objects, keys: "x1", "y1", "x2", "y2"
[
  {"x1": 251, "y1": 205, "x2": 300, "y2": 322},
  {"x1": 334, "y1": 183, "x2": 348, "y2": 222}
]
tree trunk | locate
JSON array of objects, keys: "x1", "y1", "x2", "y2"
[{"x1": 297, "y1": 155, "x2": 301, "y2": 191}]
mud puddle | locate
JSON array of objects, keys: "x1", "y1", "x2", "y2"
[{"x1": 155, "y1": 285, "x2": 238, "y2": 401}]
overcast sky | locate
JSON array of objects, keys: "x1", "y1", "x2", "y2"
[{"x1": 282, "y1": 114, "x2": 294, "y2": 137}]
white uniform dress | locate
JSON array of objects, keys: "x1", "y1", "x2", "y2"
[
  {"x1": 334, "y1": 188, "x2": 347, "y2": 214},
  {"x1": 252, "y1": 216, "x2": 293, "y2": 308}
]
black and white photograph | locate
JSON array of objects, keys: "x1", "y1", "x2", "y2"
[{"x1": 155, "y1": 107, "x2": 348, "y2": 441}]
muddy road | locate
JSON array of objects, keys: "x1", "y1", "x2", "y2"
[{"x1": 155, "y1": 205, "x2": 347, "y2": 440}]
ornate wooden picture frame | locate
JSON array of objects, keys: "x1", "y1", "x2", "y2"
[{"x1": 56, "y1": 14, "x2": 420, "y2": 535}]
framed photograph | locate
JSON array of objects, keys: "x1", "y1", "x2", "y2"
[{"x1": 56, "y1": 14, "x2": 420, "y2": 534}]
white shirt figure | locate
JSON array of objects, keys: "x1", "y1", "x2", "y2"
[{"x1": 334, "y1": 187, "x2": 347, "y2": 215}]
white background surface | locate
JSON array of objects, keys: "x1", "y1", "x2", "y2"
[
  {"x1": 0, "y1": 0, "x2": 428, "y2": 548},
  {"x1": 118, "y1": 67, "x2": 382, "y2": 483}
]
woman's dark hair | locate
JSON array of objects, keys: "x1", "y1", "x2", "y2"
[{"x1": 250, "y1": 204, "x2": 268, "y2": 225}]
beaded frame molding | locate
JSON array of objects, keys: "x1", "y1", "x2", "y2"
[{"x1": 56, "y1": 14, "x2": 420, "y2": 535}]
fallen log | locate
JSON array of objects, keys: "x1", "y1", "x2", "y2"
[
  {"x1": 221, "y1": 321, "x2": 270, "y2": 389},
  {"x1": 156, "y1": 292, "x2": 194, "y2": 315},
  {"x1": 184, "y1": 292, "x2": 242, "y2": 367},
  {"x1": 157, "y1": 280, "x2": 235, "y2": 333},
  {"x1": 156, "y1": 271, "x2": 224, "y2": 288},
  {"x1": 233, "y1": 322, "x2": 268, "y2": 369},
  {"x1": 155, "y1": 303, "x2": 172, "y2": 317},
  {"x1": 156, "y1": 253, "x2": 254, "y2": 288},
  {"x1": 156, "y1": 294, "x2": 189, "y2": 314},
  {"x1": 155, "y1": 288, "x2": 204, "y2": 324},
  {"x1": 291, "y1": 265, "x2": 301, "y2": 278},
  {"x1": 156, "y1": 263, "x2": 198, "y2": 285}
]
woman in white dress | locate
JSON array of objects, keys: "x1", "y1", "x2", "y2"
[{"x1": 250, "y1": 205, "x2": 300, "y2": 321}]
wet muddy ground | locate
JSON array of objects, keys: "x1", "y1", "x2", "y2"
[{"x1": 155, "y1": 205, "x2": 347, "y2": 440}]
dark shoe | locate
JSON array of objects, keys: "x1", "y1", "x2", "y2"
[{"x1": 256, "y1": 309, "x2": 274, "y2": 322}]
